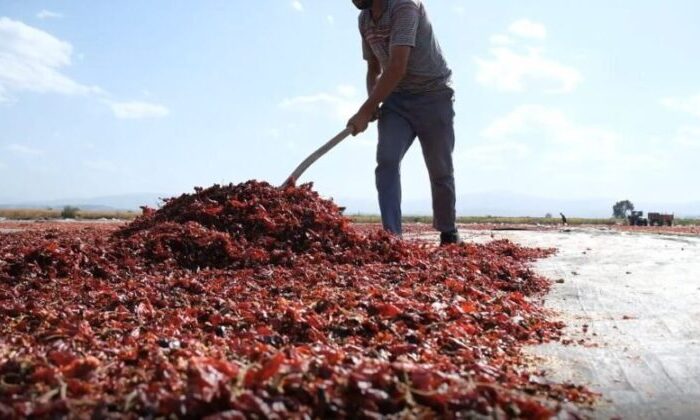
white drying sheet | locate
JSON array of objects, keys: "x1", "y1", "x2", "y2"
[{"x1": 462, "y1": 227, "x2": 700, "y2": 419}]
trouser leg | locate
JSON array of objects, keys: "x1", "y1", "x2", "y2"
[
  {"x1": 376, "y1": 104, "x2": 416, "y2": 235},
  {"x1": 415, "y1": 90, "x2": 456, "y2": 233}
]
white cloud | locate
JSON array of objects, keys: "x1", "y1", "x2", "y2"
[
  {"x1": 490, "y1": 34, "x2": 514, "y2": 46},
  {"x1": 327, "y1": 15, "x2": 335, "y2": 25},
  {"x1": 509, "y1": 19, "x2": 547, "y2": 40},
  {"x1": 107, "y1": 101, "x2": 170, "y2": 119},
  {"x1": 481, "y1": 105, "x2": 620, "y2": 163},
  {"x1": 83, "y1": 159, "x2": 119, "y2": 172},
  {"x1": 7, "y1": 143, "x2": 45, "y2": 155},
  {"x1": 476, "y1": 47, "x2": 582, "y2": 94},
  {"x1": 482, "y1": 105, "x2": 568, "y2": 139},
  {"x1": 336, "y1": 84, "x2": 358, "y2": 98},
  {"x1": 477, "y1": 20, "x2": 580, "y2": 94},
  {"x1": 266, "y1": 128, "x2": 281, "y2": 139},
  {"x1": 661, "y1": 94, "x2": 700, "y2": 118},
  {"x1": 0, "y1": 17, "x2": 100, "y2": 100},
  {"x1": 280, "y1": 85, "x2": 362, "y2": 122},
  {"x1": 0, "y1": 18, "x2": 169, "y2": 119},
  {"x1": 460, "y1": 141, "x2": 530, "y2": 170},
  {"x1": 37, "y1": 10, "x2": 63, "y2": 20},
  {"x1": 483, "y1": 105, "x2": 617, "y2": 144},
  {"x1": 674, "y1": 126, "x2": 700, "y2": 148},
  {"x1": 292, "y1": 1, "x2": 304, "y2": 12}
]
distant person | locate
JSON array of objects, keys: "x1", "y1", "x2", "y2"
[
  {"x1": 347, "y1": 0, "x2": 458, "y2": 245},
  {"x1": 560, "y1": 213, "x2": 568, "y2": 225}
]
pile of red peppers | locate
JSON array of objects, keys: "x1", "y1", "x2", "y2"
[{"x1": 0, "y1": 181, "x2": 593, "y2": 418}]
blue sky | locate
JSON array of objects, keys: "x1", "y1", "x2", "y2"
[{"x1": 1, "y1": 1, "x2": 699, "y2": 209}]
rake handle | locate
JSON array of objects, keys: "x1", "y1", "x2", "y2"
[{"x1": 282, "y1": 126, "x2": 354, "y2": 187}]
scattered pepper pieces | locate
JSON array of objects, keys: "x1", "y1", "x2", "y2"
[{"x1": 0, "y1": 181, "x2": 595, "y2": 418}]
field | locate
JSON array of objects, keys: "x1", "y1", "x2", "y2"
[
  {"x1": 2, "y1": 184, "x2": 699, "y2": 418},
  {"x1": 351, "y1": 214, "x2": 700, "y2": 227},
  {"x1": 0, "y1": 183, "x2": 599, "y2": 418},
  {"x1": 3, "y1": 208, "x2": 700, "y2": 227},
  {"x1": 0, "y1": 209, "x2": 139, "y2": 221}
]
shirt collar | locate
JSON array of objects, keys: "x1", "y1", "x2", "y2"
[{"x1": 370, "y1": 0, "x2": 390, "y2": 24}]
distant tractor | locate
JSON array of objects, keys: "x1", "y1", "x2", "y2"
[
  {"x1": 648, "y1": 212, "x2": 674, "y2": 226},
  {"x1": 628, "y1": 211, "x2": 648, "y2": 226},
  {"x1": 627, "y1": 211, "x2": 674, "y2": 227}
]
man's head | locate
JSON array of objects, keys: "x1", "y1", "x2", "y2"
[{"x1": 352, "y1": 0, "x2": 373, "y2": 10}]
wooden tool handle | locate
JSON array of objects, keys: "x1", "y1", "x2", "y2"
[{"x1": 282, "y1": 127, "x2": 354, "y2": 187}]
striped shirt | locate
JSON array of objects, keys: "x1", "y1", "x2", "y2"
[{"x1": 359, "y1": 0, "x2": 452, "y2": 93}]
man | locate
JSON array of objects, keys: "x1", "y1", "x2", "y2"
[{"x1": 347, "y1": 0, "x2": 459, "y2": 245}]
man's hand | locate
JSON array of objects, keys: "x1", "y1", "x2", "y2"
[
  {"x1": 349, "y1": 45, "x2": 410, "y2": 136},
  {"x1": 347, "y1": 105, "x2": 375, "y2": 136}
]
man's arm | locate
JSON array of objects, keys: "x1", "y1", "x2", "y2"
[
  {"x1": 365, "y1": 45, "x2": 410, "y2": 110},
  {"x1": 365, "y1": 54, "x2": 381, "y2": 122},
  {"x1": 366, "y1": 54, "x2": 381, "y2": 96},
  {"x1": 348, "y1": 45, "x2": 411, "y2": 135}
]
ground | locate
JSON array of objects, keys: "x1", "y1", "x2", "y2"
[
  {"x1": 456, "y1": 226, "x2": 700, "y2": 419},
  {"x1": 2, "y1": 220, "x2": 700, "y2": 418}
]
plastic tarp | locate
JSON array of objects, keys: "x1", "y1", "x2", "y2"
[{"x1": 475, "y1": 228, "x2": 700, "y2": 419}]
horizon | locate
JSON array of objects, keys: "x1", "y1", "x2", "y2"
[
  {"x1": 2, "y1": 189, "x2": 698, "y2": 218},
  {"x1": 2, "y1": 1, "x2": 700, "y2": 208}
]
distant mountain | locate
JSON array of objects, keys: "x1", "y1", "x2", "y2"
[
  {"x1": 336, "y1": 192, "x2": 614, "y2": 218},
  {"x1": 451, "y1": 192, "x2": 614, "y2": 218},
  {"x1": 0, "y1": 193, "x2": 165, "y2": 211},
  {"x1": 335, "y1": 193, "x2": 700, "y2": 219},
  {"x1": 2, "y1": 191, "x2": 699, "y2": 218}
]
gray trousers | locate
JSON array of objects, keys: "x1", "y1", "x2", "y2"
[{"x1": 376, "y1": 88, "x2": 456, "y2": 235}]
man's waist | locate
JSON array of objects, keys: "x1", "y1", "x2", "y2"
[{"x1": 394, "y1": 73, "x2": 453, "y2": 94}]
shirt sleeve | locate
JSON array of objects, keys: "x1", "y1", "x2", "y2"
[
  {"x1": 362, "y1": 37, "x2": 373, "y2": 60},
  {"x1": 390, "y1": 2, "x2": 420, "y2": 47},
  {"x1": 358, "y1": 14, "x2": 373, "y2": 60}
]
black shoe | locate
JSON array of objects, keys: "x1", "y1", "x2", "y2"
[{"x1": 440, "y1": 230, "x2": 461, "y2": 246}]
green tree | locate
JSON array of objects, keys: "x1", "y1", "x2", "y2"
[
  {"x1": 612, "y1": 200, "x2": 634, "y2": 218},
  {"x1": 61, "y1": 206, "x2": 80, "y2": 219}
]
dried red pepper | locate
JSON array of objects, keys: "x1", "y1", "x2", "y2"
[{"x1": 0, "y1": 181, "x2": 594, "y2": 418}]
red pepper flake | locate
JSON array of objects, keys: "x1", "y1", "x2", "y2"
[{"x1": 0, "y1": 181, "x2": 596, "y2": 418}]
